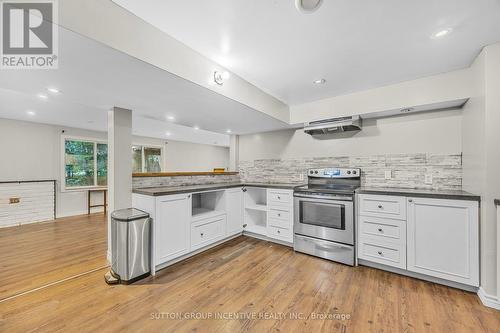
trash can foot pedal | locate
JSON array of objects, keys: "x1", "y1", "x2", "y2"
[{"x1": 104, "y1": 271, "x2": 120, "y2": 285}]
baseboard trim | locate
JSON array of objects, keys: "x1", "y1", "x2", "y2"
[
  {"x1": 477, "y1": 287, "x2": 500, "y2": 310},
  {"x1": 243, "y1": 231, "x2": 293, "y2": 247}
]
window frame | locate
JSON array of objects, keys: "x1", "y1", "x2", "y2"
[
  {"x1": 132, "y1": 143, "x2": 165, "y2": 173},
  {"x1": 61, "y1": 135, "x2": 108, "y2": 192}
]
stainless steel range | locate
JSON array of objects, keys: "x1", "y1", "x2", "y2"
[{"x1": 293, "y1": 167, "x2": 360, "y2": 266}]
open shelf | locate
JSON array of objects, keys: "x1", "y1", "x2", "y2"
[
  {"x1": 191, "y1": 190, "x2": 226, "y2": 222},
  {"x1": 244, "y1": 223, "x2": 267, "y2": 235},
  {"x1": 192, "y1": 207, "x2": 226, "y2": 221},
  {"x1": 245, "y1": 204, "x2": 267, "y2": 212}
]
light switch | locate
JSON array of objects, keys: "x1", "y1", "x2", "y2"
[{"x1": 384, "y1": 170, "x2": 392, "y2": 180}]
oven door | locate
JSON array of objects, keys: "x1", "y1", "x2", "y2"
[{"x1": 294, "y1": 194, "x2": 354, "y2": 245}]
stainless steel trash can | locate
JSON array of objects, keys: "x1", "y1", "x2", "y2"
[{"x1": 109, "y1": 208, "x2": 150, "y2": 284}]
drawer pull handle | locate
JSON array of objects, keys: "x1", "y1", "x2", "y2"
[
  {"x1": 378, "y1": 228, "x2": 383, "y2": 233},
  {"x1": 378, "y1": 205, "x2": 383, "y2": 209},
  {"x1": 377, "y1": 251, "x2": 383, "y2": 256}
]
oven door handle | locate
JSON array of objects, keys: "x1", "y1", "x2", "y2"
[{"x1": 293, "y1": 193, "x2": 353, "y2": 201}]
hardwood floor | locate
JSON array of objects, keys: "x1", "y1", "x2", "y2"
[
  {"x1": 0, "y1": 213, "x2": 108, "y2": 300},
  {"x1": 1, "y1": 235, "x2": 498, "y2": 332}
]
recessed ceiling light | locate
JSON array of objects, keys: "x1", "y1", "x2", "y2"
[
  {"x1": 295, "y1": 0, "x2": 323, "y2": 14},
  {"x1": 26, "y1": 110, "x2": 36, "y2": 116},
  {"x1": 47, "y1": 87, "x2": 60, "y2": 94},
  {"x1": 226, "y1": 129, "x2": 232, "y2": 133},
  {"x1": 194, "y1": 126, "x2": 200, "y2": 130},
  {"x1": 313, "y1": 78, "x2": 326, "y2": 84},
  {"x1": 165, "y1": 131, "x2": 171, "y2": 136},
  {"x1": 167, "y1": 115, "x2": 175, "y2": 121},
  {"x1": 38, "y1": 94, "x2": 48, "y2": 99},
  {"x1": 432, "y1": 28, "x2": 452, "y2": 39}
]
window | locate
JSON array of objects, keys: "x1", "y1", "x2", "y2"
[
  {"x1": 63, "y1": 137, "x2": 107, "y2": 189},
  {"x1": 132, "y1": 145, "x2": 163, "y2": 173}
]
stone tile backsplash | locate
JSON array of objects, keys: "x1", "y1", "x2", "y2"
[
  {"x1": 239, "y1": 153, "x2": 462, "y2": 190},
  {"x1": 132, "y1": 174, "x2": 241, "y2": 189}
]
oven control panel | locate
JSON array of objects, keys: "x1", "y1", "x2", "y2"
[{"x1": 308, "y1": 168, "x2": 360, "y2": 178}]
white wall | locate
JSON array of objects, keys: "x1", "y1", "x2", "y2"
[
  {"x1": 164, "y1": 140, "x2": 229, "y2": 172},
  {"x1": 462, "y1": 43, "x2": 500, "y2": 299},
  {"x1": 290, "y1": 68, "x2": 473, "y2": 124},
  {"x1": 0, "y1": 118, "x2": 229, "y2": 218},
  {"x1": 239, "y1": 109, "x2": 462, "y2": 161}
]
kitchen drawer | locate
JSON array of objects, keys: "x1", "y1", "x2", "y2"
[
  {"x1": 268, "y1": 190, "x2": 292, "y2": 206},
  {"x1": 358, "y1": 194, "x2": 406, "y2": 220},
  {"x1": 267, "y1": 225, "x2": 293, "y2": 242},
  {"x1": 267, "y1": 217, "x2": 291, "y2": 230},
  {"x1": 358, "y1": 239, "x2": 406, "y2": 269},
  {"x1": 268, "y1": 207, "x2": 291, "y2": 221},
  {"x1": 359, "y1": 215, "x2": 406, "y2": 244},
  {"x1": 191, "y1": 215, "x2": 226, "y2": 251}
]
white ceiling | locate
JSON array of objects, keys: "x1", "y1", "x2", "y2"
[
  {"x1": 113, "y1": 0, "x2": 500, "y2": 105},
  {"x1": 0, "y1": 26, "x2": 291, "y2": 146}
]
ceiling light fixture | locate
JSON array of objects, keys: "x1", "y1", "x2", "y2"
[
  {"x1": 47, "y1": 87, "x2": 60, "y2": 94},
  {"x1": 38, "y1": 94, "x2": 48, "y2": 99},
  {"x1": 214, "y1": 71, "x2": 230, "y2": 85},
  {"x1": 194, "y1": 126, "x2": 200, "y2": 130},
  {"x1": 165, "y1": 131, "x2": 171, "y2": 136},
  {"x1": 26, "y1": 110, "x2": 36, "y2": 116},
  {"x1": 167, "y1": 115, "x2": 175, "y2": 121},
  {"x1": 226, "y1": 129, "x2": 232, "y2": 133},
  {"x1": 295, "y1": 0, "x2": 323, "y2": 14},
  {"x1": 313, "y1": 78, "x2": 326, "y2": 84},
  {"x1": 432, "y1": 28, "x2": 452, "y2": 39}
]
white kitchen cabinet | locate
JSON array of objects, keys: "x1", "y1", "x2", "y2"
[
  {"x1": 407, "y1": 197, "x2": 479, "y2": 287},
  {"x1": 225, "y1": 187, "x2": 243, "y2": 235},
  {"x1": 266, "y1": 189, "x2": 294, "y2": 243},
  {"x1": 155, "y1": 193, "x2": 191, "y2": 265}
]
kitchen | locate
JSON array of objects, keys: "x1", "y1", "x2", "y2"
[{"x1": 1, "y1": 0, "x2": 500, "y2": 332}]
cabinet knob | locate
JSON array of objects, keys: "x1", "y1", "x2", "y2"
[
  {"x1": 200, "y1": 232, "x2": 204, "y2": 237},
  {"x1": 378, "y1": 228, "x2": 383, "y2": 233},
  {"x1": 377, "y1": 251, "x2": 383, "y2": 256},
  {"x1": 378, "y1": 205, "x2": 383, "y2": 209},
  {"x1": 187, "y1": 194, "x2": 191, "y2": 198},
  {"x1": 277, "y1": 213, "x2": 281, "y2": 217},
  {"x1": 277, "y1": 230, "x2": 281, "y2": 234},
  {"x1": 277, "y1": 196, "x2": 281, "y2": 200},
  {"x1": 408, "y1": 199, "x2": 413, "y2": 203},
  {"x1": 243, "y1": 224, "x2": 247, "y2": 228}
]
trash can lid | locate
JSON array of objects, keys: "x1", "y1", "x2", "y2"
[{"x1": 111, "y1": 208, "x2": 149, "y2": 222}]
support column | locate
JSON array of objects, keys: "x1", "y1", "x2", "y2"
[
  {"x1": 107, "y1": 107, "x2": 132, "y2": 262},
  {"x1": 229, "y1": 135, "x2": 239, "y2": 172}
]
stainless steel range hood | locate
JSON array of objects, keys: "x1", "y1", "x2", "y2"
[{"x1": 304, "y1": 116, "x2": 362, "y2": 135}]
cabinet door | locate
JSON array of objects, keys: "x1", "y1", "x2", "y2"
[
  {"x1": 225, "y1": 188, "x2": 243, "y2": 235},
  {"x1": 407, "y1": 197, "x2": 479, "y2": 286},
  {"x1": 155, "y1": 194, "x2": 191, "y2": 265}
]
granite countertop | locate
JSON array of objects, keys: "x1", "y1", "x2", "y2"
[
  {"x1": 133, "y1": 182, "x2": 303, "y2": 196},
  {"x1": 356, "y1": 187, "x2": 480, "y2": 201}
]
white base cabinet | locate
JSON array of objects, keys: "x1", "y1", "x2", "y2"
[
  {"x1": 407, "y1": 197, "x2": 479, "y2": 286},
  {"x1": 155, "y1": 193, "x2": 191, "y2": 265},
  {"x1": 225, "y1": 188, "x2": 244, "y2": 236},
  {"x1": 357, "y1": 194, "x2": 479, "y2": 288}
]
